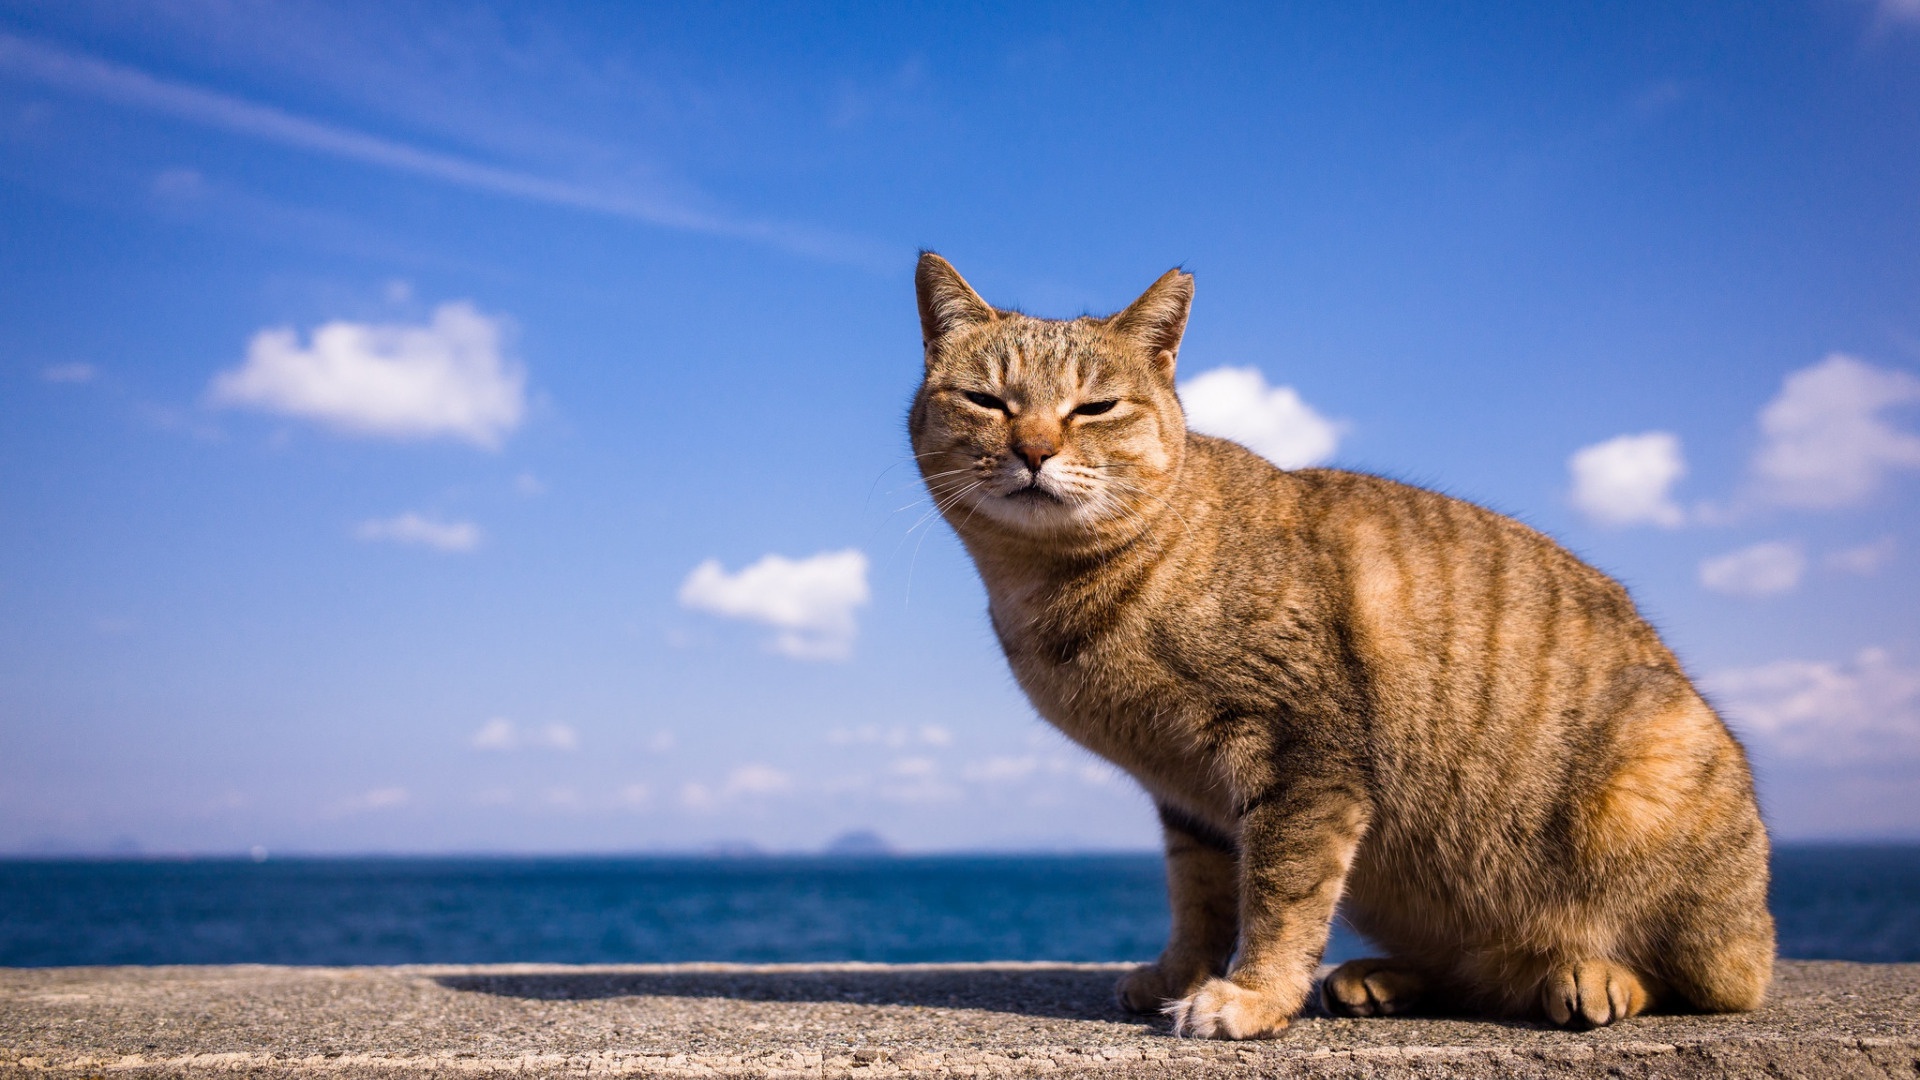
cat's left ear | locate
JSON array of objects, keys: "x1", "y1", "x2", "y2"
[{"x1": 1109, "y1": 268, "x2": 1194, "y2": 380}]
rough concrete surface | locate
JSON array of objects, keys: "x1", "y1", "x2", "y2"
[{"x1": 3, "y1": 960, "x2": 1917, "y2": 1079}]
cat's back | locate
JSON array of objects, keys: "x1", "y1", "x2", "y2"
[{"x1": 1183, "y1": 437, "x2": 1672, "y2": 676}]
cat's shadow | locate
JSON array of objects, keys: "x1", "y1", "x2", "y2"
[
  {"x1": 435, "y1": 966, "x2": 1154, "y2": 1023},
  {"x1": 431, "y1": 966, "x2": 1498, "y2": 1027}
]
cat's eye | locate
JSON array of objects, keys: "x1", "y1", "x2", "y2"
[
  {"x1": 963, "y1": 390, "x2": 1009, "y2": 412},
  {"x1": 1072, "y1": 399, "x2": 1119, "y2": 417}
]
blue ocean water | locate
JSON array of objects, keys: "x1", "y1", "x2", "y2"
[{"x1": 0, "y1": 846, "x2": 1914, "y2": 968}]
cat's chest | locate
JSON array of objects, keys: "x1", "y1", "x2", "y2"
[{"x1": 987, "y1": 588, "x2": 1213, "y2": 791}]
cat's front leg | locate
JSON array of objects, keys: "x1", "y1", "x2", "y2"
[
  {"x1": 1117, "y1": 803, "x2": 1239, "y2": 1013},
  {"x1": 1169, "y1": 778, "x2": 1370, "y2": 1039}
]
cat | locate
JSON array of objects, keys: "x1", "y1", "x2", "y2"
[{"x1": 907, "y1": 252, "x2": 1774, "y2": 1039}]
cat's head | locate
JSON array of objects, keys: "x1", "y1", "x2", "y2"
[{"x1": 908, "y1": 253, "x2": 1192, "y2": 542}]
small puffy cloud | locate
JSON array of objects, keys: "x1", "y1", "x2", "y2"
[
  {"x1": 879, "y1": 756, "x2": 961, "y2": 802},
  {"x1": 827, "y1": 724, "x2": 951, "y2": 748},
  {"x1": 1699, "y1": 540, "x2": 1805, "y2": 597},
  {"x1": 355, "y1": 512, "x2": 481, "y2": 553},
  {"x1": 208, "y1": 301, "x2": 525, "y2": 448},
  {"x1": 1750, "y1": 355, "x2": 1920, "y2": 509},
  {"x1": 1705, "y1": 648, "x2": 1920, "y2": 763},
  {"x1": 724, "y1": 763, "x2": 793, "y2": 796},
  {"x1": 963, "y1": 756, "x2": 1040, "y2": 783},
  {"x1": 471, "y1": 718, "x2": 516, "y2": 750},
  {"x1": 679, "y1": 549, "x2": 869, "y2": 660},
  {"x1": 680, "y1": 764, "x2": 794, "y2": 810},
  {"x1": 1568, "y1": 432, "x2": 1687, "y2": 527},
  {"x1": 470, "y1": 718, "x2": 578, "y2": 751},
  {"x1": 332, "y1": 786, "x2": 409, "y2": 815},
  {"x1": 1179, "y1": 366, "x2": 1343, "y2": 469},
  {"x1": 1825, "y1": 537, "x2": 1896, "y2": 576},
  {"x1": 41, "y1": 362, "x2": 96, "y2": 384},
  {"x1": 958, "y1": 754, "x2": 1123, "y2": 787}
]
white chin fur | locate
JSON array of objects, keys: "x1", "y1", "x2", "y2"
[{"x1": 962, "y1": 478, "x2": 1104, "y2": 530}]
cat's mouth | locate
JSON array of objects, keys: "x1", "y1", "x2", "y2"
[{"x1": 1004, "y1": 481, "x2": 1061, "y2": 503}]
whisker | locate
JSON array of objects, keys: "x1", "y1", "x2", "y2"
[
  {"x1": 905, "y1": 479, "x2": 984, "y2": 610},
  {"x1": 864, "y1": 450, "x2": 961, "y2": 511}
]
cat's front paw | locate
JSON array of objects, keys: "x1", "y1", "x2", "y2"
[{"x1": 1165, "y1": 977, "x2": 1292, "y2": 1039}]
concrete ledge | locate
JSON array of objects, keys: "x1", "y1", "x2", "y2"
[{"x1": 4, "y1": 960, "x2": 1917, "y2": 1078}]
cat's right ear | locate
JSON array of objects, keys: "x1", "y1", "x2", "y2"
[{"x1": 916, "y1": 252, "x2": 996, "y2": 354}]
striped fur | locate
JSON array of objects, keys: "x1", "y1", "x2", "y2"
[{"x1": 908, "y1": 253, "x2": 1774, "y2": 1038}]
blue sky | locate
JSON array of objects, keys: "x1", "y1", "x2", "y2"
[{"x1": 2, "y1": 1, "x2": 1918, "y2": 854}]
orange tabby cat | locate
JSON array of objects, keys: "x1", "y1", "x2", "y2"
[{"x1": 908, "y1": 253, "x2": 1773, "y2": 1038}]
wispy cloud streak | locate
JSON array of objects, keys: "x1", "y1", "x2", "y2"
[{"x1": 0, "y1": 32, "x2": 881, "y2": 265}]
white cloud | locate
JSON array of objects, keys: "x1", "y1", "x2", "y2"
[
  {"x1": 1568, "y1": 431, "x2": 1687, "y2": 527},
  {"x1": 1699, "y1": 540, "x2": 1805, "y2": 597},
  {"x1": 1705, "y1": 648, "x2": 1920, "y2": 763},
  {"x1": 963, "y1": 756, "x2": 1040, "y2": 783},
  {"x1": 332, "y1": 786, "x2": 410, "y2": 815},
  {"x1": 41, "y1": 362, "x2": 96, "y2": 384},
  {"x1": 680, "y1": 764, "x2": 794, "y2": 810},
  {"x1": 1179, "y1": 366, "x2": 1344, "y2": 470},
  {"x1": 1750, "y1": 354, "x2": 1920, "y2": 509},
  {"x1": 724, "y1": 763, "x2": 793, "y2": 795},
  {"x1": 958, "y1": 754, "x2": 1122, "y2": 787},
  {"x1": 827, "y1": 724, "x2": 951, "y2": 748},
  {"x1": 471, "y1": 718, "x2": 516, "y2": 750},
  {"x1": 1826, "y1": 537, "x2": 1896, "y2": 576},
  {"x1": 209, "y1": 302, "x2": 525, "y2": 448},
  {"x1": 679, "y1": 549, "x2": 869, "y2": 660},
  {"x1": 0, "y1": 33, "x2": 880, "y2": 265},
  {"x1": 470, "y1": 718, "x2": 578, "y2": 751},
  {"x1": 355, "y1": 512, "x2": 482, "y2": 553},
  {"x1": 879, "y1": 756, "x2": 961, "y2": 802}
]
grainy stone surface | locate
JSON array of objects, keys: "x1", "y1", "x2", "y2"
[{"x1": 2, "y1": 960, "x2": 1916, "y2": 1078}]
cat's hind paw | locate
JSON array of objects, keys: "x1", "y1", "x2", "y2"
[
  {"x1": 1116, "y1": 962, "x2": 1188, "y2": 1014},
  {"x1": 1320, "y1": 958, "x2": 1427, "y2": 1017},
  {"x1": 1164, "y1": 977, "x2": 1292, "y2": 1039},
  {"x1": 1541, "y1": 959, "x2": 1651, "y2": 1028}
]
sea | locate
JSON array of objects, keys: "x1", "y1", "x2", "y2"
[{"x1": 1, "y1": 845, "x2": 1916, "y2": 968}]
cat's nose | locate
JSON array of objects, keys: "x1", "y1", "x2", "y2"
[{"x1": 1015, "y1": 439, "x2": 1057, "y2": 473}]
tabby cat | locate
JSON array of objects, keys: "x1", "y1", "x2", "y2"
[{"x1": 907, "y1": 253, "x2": 1773, "y2": 1038}]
